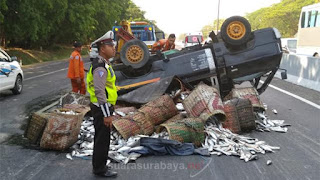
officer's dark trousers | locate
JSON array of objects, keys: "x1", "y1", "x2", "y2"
[{"x1": 90, "y1": 103, "x2": 113, "y2": 174}]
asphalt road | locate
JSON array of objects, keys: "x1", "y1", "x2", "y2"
[
  {"x1": 0, "y1": 59, "x2": 320, "y2": 180},
  {"x1": 0, "y1": 57, "x2": 92, "y2": 142}
]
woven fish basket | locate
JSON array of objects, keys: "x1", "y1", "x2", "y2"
[
  {"x1": 183, "y1": 83, "x2": 226, "y2": 122},
  {"x1": 139, "y1": 94, "x2": 178, "y2": 126},
  {"x1": 113, "y1": 115, "x2": 142, "y2": 140},
  {"x1": 222, "y1": 99, "x2": 242, "y2": 134},
  {"x1": 132, "y1": 111, "x2": 154, "y2": 135},
  {"x1": 163, "y1": 113, "x2": 185, "y2": 124},
  {"x1": 159, "y1": 118, "x2": 204, "y2": 147},
  {"x1": 40, "y1": 109, "x2": 83, "y2": 150},
  {"x1": 235, "y1": 99, "x2": 256, "y2": 132},
  {"x1": 26, "y1": 112, "x2": 49, "y2": 144},
  {"x1": 156, "y1": 113, "x2": 185, "y2": 133},
  {"x1": 115, "y1": 106, "x2": 137, "y2": 115},
  {"x1": 223, "y1": 98, "x2": 256, "y2": 133},
  {"x1": 231, "y1": 87, "x2": 265, "y2": 111}
]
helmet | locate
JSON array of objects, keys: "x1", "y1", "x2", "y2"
[{"x1": 73, "y1": 41, "x2": 82, "y2": 47}]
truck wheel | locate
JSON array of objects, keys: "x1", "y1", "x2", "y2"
[
  {"x1": 221, "y1": 16, "x2": 251, "y2": 46},
  {"x1": 11, "y1": 74, "x2": 23, "y2": 95},
  {"x1": 120, "y1": 39, "x2": 150, "y2": 69}
]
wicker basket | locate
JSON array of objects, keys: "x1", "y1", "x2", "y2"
[
  {"x1": 183, "y1": 83, "x2": 226, "y2": 122},
  {"x1": 115, "y1": 106, "x2": 137, "y2": 115},
  {"x1": 113, "y1": 115, "x2": 142, "y2": 140},
  {"x1": 222, "y1": 99, "x2": 242, "y2": 134},
  {"x1": 223, "y1": 98, "x2": 256, "y2": 133},
  {"x1": 26, "y1": 112, "x2": 49, "y2": 144},
  {"x1": 114, "y1": 95, "x2": 178, "y2": 139},
  {"x1": 132, "y1": 111, "x2": 154, "y2": 135},
  {"x1": 40, "y1": 109, "x2": 83, "y2": 150},
  {"x1": 156, "y1": 113, "x2": 185, "y2": 133},
  {"x1": 231, "y1": 87, "x2": 265, "y2": 111},
  {"x1": 159, "y1": 118, "x2": 204, "y2": 147},
  {"x1": 139, "y1": 94, "x2": 178, "y2": 125},
  {"x1": 235, "y1": 99, "x2": 256, "y2": 132}
]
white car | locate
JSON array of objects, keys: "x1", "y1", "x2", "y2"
[
  {"x1": 184, "y1": 33, "x2": 204, "y2": 47},
  {"x1": 0, "y1": 48, "x2": 24, "y2": 94},
  {"x1": 89, "y1": 43, "x2": 99, "y2": 61}
]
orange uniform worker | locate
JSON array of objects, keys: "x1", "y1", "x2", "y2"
[
  {"x1": 151, "y1": 33, "x2": 176, "y2": 52},
  {"x1": 67, "y1": 41, "x2": 86, "y2": 94}
]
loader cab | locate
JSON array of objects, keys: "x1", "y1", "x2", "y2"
[{"x1": 113, "y1": 22, "x2": 158, "y2": 50}]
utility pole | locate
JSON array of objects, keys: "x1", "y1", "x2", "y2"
[{"x1": 216, "y1": 0, "x2": 221, "y2": 33}]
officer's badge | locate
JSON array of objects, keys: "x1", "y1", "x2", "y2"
[{"x1": 98, "y1": 71, "x2": 104, "y2": 77}]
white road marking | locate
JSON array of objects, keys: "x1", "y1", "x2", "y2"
[
  {"x1": 24, "y1": 62, "x2": 90, "y2": 81},
  {"x1": 24, "y1": 68, "x2": 68, "y2": 81},
  {"x1": 261, "y1": 80, "x2": 320, "y2": 109}
]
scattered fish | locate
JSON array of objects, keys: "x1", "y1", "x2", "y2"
[
  {"x1": 267, "y1": 160, "x2": 272, "y2": 165},
  {"x1": 115, "y1": 111, "x2": 126, "y2": 117},
  {"x1": 255, "y1": 112, "x2": 289, "y2": 133},
  {"x1": 272, "y1": 109, "x2": 278, "y2": 114},
  {"x1": 66, "y1": 153, "x2": 73, "y2": 160},
  {"x1": 203, "y1": 120, "x2": 281, "y2": 162},
  {"x1": 176, "y1": 103, "x2": 184, "y2": 111}
]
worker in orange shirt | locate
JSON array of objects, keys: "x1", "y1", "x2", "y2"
[
  {"x1": 152, "y1": 34, "x2": 176, "y2": 52},
  {"x1": 67, "y1": 41, "x2": 86, "y2": 94}
]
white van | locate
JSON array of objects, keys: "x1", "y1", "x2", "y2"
[
  {"x1": 184, "y1": 32, "x2": 204, "y2": 47},
  {"x1": 296, "y1": 3, "x2": 320, "y2": 56}
]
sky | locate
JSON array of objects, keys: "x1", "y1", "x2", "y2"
[{"x1": 132, "y1": 0, "x2": 281, "y2": 37}]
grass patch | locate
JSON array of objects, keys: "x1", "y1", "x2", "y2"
[{"x1": 3, "y1": 45, "x2": 89, "y2": 66}]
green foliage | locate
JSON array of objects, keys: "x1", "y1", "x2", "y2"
[
  {"x1": 1, "y1": 0, "x2": 159, "y2": 48},
  {"x1": 201, "y1": 19, "x2": 225, "y2": 38},
  {"x1": 0, "y1": 0, "x2": 7, "y2": 23},
  {"x1": 178, "y1": 33, "x2": 186, "y2": 41},
  {"x1": 246, "y1": 0, "x2": 316, "y2": 37}
]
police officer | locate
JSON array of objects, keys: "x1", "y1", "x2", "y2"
[{"x1": 86, "y1": 31, "x2": 117, "y2": 178}]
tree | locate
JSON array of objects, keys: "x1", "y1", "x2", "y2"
[
  {"x1": 1, "y1": 0, "x2": 161, "y2": 48},
  {"x1": 246, "y1": 0, "x2": 316, "y2": 37},
  {"x1": 0, "y1": 0, "x2": 7, "y2": 46},
  {"x1": 0, "y1": 0, "x2": 7, "y2": 23},
  {"x1": 178, "y1": 33, "x2": 186, "y2": 41},
  {"x1": 201, "y1": 19, "x2": 225, "y2": 38},
  {"x1": 3, "y1": 0, "x2": 68, "y2": 47}
]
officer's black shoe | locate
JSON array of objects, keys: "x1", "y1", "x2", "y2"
[{"x1": 94, "y1": 170, "x2": 117, "y2": 178}]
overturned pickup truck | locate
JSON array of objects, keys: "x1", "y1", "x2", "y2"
[{"x1": 113, "y1": 16, "x2": 286, "y2": 98}]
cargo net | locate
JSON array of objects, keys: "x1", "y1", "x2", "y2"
[{"x1": 59, "y1": 92, "x2": 90, "y2": 107}]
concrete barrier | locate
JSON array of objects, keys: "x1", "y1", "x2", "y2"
[{"x1": 276, "y1": 53, "x2": 320, "y2": 92}]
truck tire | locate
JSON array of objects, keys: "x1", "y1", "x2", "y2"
[
  {"x1": 11, "y1": 74, "x2": 23, "y2": 95},
  {"x1": 221, "y1": 16, "x2": 251, "y2": 46},
  {"x1": 120, "y1": 39, "x2": 150, "y2": 69}
]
